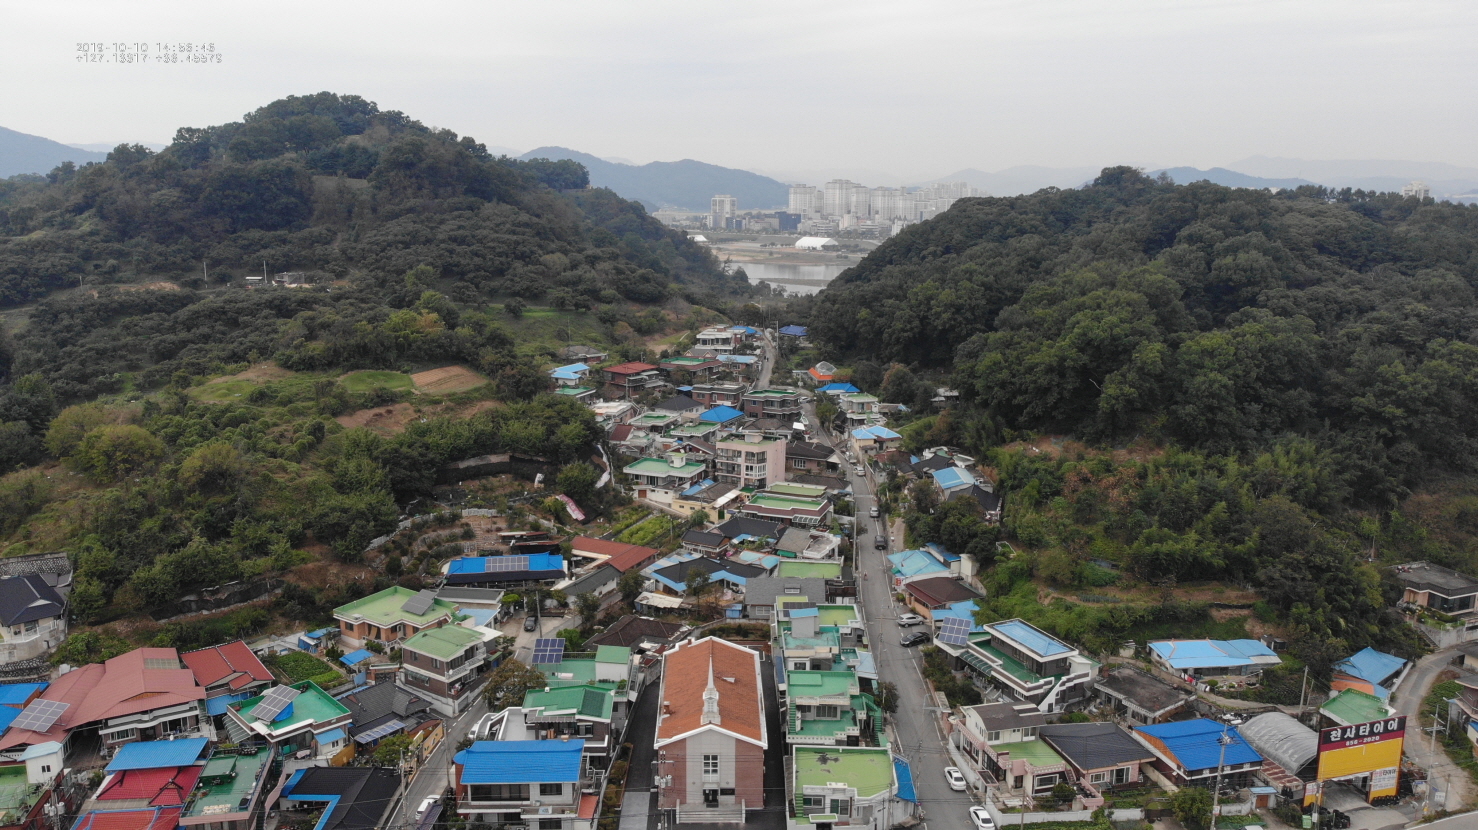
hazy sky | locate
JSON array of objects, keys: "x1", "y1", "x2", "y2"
[{"x1": 3, "y1": 0, "x2": 1475, "y2": 182}]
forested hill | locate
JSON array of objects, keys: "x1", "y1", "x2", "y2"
[
  {"x1": 0, "y1": 92, "x2": 743, "y2": 309},
  {"x1": 796, "y1": 167, "x2": 1478, "y2": 669}
]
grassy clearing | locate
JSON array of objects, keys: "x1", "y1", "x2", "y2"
[
  {"x1": 192, "y1": 379, "x2": 258, "y2": 402},
  {"x1": 339, "y1": 370, "x2": 414, "y2": 393}
]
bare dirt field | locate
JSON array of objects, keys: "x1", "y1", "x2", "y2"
[
  {"x1": 335, "y1": 402, "x2": 419, "y2": 435},
  {"x1": 412, "y1": 365, "x2": 490, "y2": 394}
]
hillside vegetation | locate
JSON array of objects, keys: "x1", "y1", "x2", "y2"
[{"x1": 803, "y1": 167, "x2": 1478, "y2": 672}]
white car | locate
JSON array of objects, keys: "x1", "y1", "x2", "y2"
[
  {"x1": 417, "y1": 796, "x2": 439, "y2": 819},
  {"x1": 896, "y1": 613, "x2": 925, "y2": 627},
  {"x1": 855, "y1": 465, "x2": 866, "y2": 476},
  {"x1": 868, "y1": 506, "x2": 879, "y2": 518},
  {"x1": 970, "y1": 806, "x2": 997, "y2": 830},
  {"x1": 944, "y1": 766, "x2": 967, "y2": 791}
]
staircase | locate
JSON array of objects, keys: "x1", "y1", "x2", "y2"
[{"x1": 676, "y1": 800, "x2": 746, "y2": 824}]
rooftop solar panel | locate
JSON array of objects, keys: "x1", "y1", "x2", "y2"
[
  {"x1": 10, "y1": 699, "x2": 68, "y2": 732},
  {"x1": 400, "y1": 589, "x2": 438, "y2": 616},
  {"x1": 531, "y1": 638, "x2": 566, "y2": 665},
  {"x1": 937, "y1": 617, "x2": 972, "y2": 646},
  {"x1": 353, "y1": 719, "x2": 407, "y2": 744},
  {"x1": 485, "y1": 556, "x2": 530, "y2": 573},
  {"x1": 253, "y1": 685, "x2": 301, "y2": 722}
]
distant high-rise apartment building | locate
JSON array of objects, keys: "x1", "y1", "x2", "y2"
[
  {"x1": 710, "y1": 194, "x2": 738, "y2": 230},
  {"x1": 788, "y1": 185, "x2": 820, "y2": 217},
  {"x1": 1402, "y1": 181, "x2": 1432, "y2": 200},
  {"x1": 823, "y1": 180, "x2": 861, "y2": 217}
]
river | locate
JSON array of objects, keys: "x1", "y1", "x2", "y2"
[{"x1": 735, "y1": 262, "x2": 850, "y2": 295}]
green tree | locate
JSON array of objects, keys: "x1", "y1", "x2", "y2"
[
  {"x1": 44, "y1": 403, "x2": 109, "y2": 458},
  {"x1": 618, "y1": 569, "x2": 645, "y2": 607},
  {"x1": 73, "y1": 425, "x2": 166, "y2": 482},
  {"x1": 505, "y1": 298, "x2": 527, "y2": 317},
  {"x1": 370, "y1": 734, "x2": 414, "y2": 767},
  {"x1": 575, "y1": 592, "x2": 601, "y2": 630},
  {"x1": 557, "y1": 462, "x2": 599, "y2": 504},
  {"x1": 484, "y1": 659, "x2": 546, "y2": 711},
  {"x1": 875, "y1": 681, "x2": 899, "y2": 714},
  {"x1": 1170, "y1": 786, "x2": 1212, "y2": 830},
  {"x1": 685, "y1": 569, "x2": 711, "y2": 598}
]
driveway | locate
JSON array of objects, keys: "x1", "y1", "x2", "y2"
[{"x1": 1391, "y1": 645, "x2": 1471, "y2": 810}]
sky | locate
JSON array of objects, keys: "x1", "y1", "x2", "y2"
[{"x1": 2, "y1": 0, "x2": 1476, "y2": 183}]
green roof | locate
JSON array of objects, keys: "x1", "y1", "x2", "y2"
[
  {"x1": 746, "y1": 388, "x2": 798, "y2": 397},
  {"x1": 974, "y1": 642, "x2": 1043, "y2": 683},
  {"x1": 782, "y1": 629, "x2": 842, "y2": 650},
  {"x1": 523, "y1": 684, "x2": 615, "y2": 720},
  {"x1": 185, "y1": 748, "x2": 270, "y2": 817},
  {"x1": 1321, "y1": 688, "x2": 1391, "y2": 725},
  {"x1": 778, "y1": 562, "x2": 843, "y2": 579},
  {"x1": 668, "y1": 423, "x2": 719, "y2": 436},
  {"x1": 595, "y1": 645, "x2": 631, "y2": 665},
  {"x1": 335, "y1": 586, "x2": 457, "y2": 627},
  {"x1": 787, "y1": 670, "x2": 858, "y2": 698},
  {"x1": 793, "y1": 746, "x2": 894, "y2": 798},
  {"x1": 634, "y1": 413, "x2": 677, "y2": 424},
  {"x1": 748, "y1": 495, "x2": 827, "y2": 510},
  {"x1": 994, "y1": 739, "x2": 1064, "y2": 767},
  {"x1": 555, "y1": 386, "x2": 595, "y2": 396},
  {"x1": 541, "y1": 659, "x2": 619, "y2": 690},
  {"x1": 0, "y1": 764, "x2": 40, "y2": 826},
  {"x1": 665, "y1": 357, "x2": 709, "y2": 365},
  {"x1": 767, "y1": 483, "x2": 830, "y2": 498},
  {"x1": 403, "y1": 625, "x2": 483, "y2": 660},
  {"x1": 815, "y1": 606, "x2": 860, "y2": 627},
  {"x1": 624, "y1": 457, "x2": 707, "y2": 476},
  {"x1": 841, "y1": 393, "x2": 879, "y2": 403},
  {"x1": 234, "y1": 681, "x2": 349, "y2": 730}
]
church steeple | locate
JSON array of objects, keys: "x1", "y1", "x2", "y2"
[{"x1": 701, "y1": 652, "x2": 721, "y2": 725}]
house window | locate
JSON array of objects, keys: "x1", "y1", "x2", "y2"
[
  {"x1": 1022, "y1": 726, "x2": 1038, "y2": 739},
  {"x1": 803, "y1": 796, "x2": 824, "y2": 809},
  {"x1": 1114, "y1": 766, "x2": 1131, "y2": 785},
  {"x1": 109, "y1": 729, "x2": 137, "y2": 742},
  {"x1": 830, "y1": 798, "x2": 851, "y2": 816},
  {"x1": 1090, "y1": 772, "x2": 1108, "y2": 785},
  {"x1": 987, "y1": 731, "x2": 1001, "y2": 743},
  {"x1": 784, "y1": 587, "x2": 801, "y2": 595},
  {"x1": 792, "y1": 662, "x2": 808, "y2": 671},
  {"x1": 40, "y1": 765, "x2": 51, "y2": 774},
  {"x1": 816, "y1": 705, "x2": 839, "y2": 719},
  {"x1": 702, "y1": 755, "x2": 719, "y2": 783},
  {"x1": 23, "y1": 621, "x2": 36, "y2": 633},
  {"x1": 540, "y1": 820, "x2": 562, "y2": 830},
  {"x1": 540, "y1": 783, "x2": 563, "y2": 796}
]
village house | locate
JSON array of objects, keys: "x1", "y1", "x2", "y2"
[
  {"x1": 334, "y1": 586, "x2": 458, "y2": 650},
  {"x1": 453, "y1": 740, "x2": 594, "y2": 830},
  {"x1": 398, "y1": 625, "x2": 488, "y2": 717}
]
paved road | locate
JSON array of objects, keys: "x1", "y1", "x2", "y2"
[
  {"x1": 1391, "y1": 645, "x2": 1471, "y2": 811},
  {"x1": 756, "y1": 329, "x2": 777, "y2": 389},
  {"x1": 837, "y1": 441, "x2": 973, "y2": 830},
  {"x1": 390, "y1": 693, "x2": 489, "y2": 828}
]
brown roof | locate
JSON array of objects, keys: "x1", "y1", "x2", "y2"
[
  {"x1": 655, "y1": 637, "x2": 765, "y2": 747},
  {"x1": 904, "y1": 577, "x2": 981, "y2": 608},
  {"x1": 605, "y1": 362, "x2": 659, "y2": 375},
  {"x1": 182, "y1": 641, "x2": 272, "y2": 690},
  {"x1": 571, "y1": 538, "x2": 658, "y2": 572},
  {"x1": 608, "y1": 424, "x2": 635, "y2": 442},
  {"x1": 586, "y1": 616, "x2": 689, "y2": 649}
]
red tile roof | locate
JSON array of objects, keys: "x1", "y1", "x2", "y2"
[
  {"x1": 655, "y1": 638, "x2": 765, "y2": 746},
  {"x1": 905, "y1": 577, "x2": 982, "y2": 608},
  {"x1": 72, "y1": 807, "x2": 184, "y2": 830},
  {"x1": 182, "y1": 641, "x2": 272, "y2": 690},
  {"x1": 605, "y1": 362, "x2": 659, "y2": 375},
  {"x1": 570, "y1": 538, "x2": 658, "y2": 573},
  {"x1": 0, "y1": 648, "x2": 204, "y2": 751},
  {"x1": 98, "y1": 766, "x2": 203, "y2": 806},
  {"x1": 608, "y1": 424, "x2": 635, "y2": 442}
]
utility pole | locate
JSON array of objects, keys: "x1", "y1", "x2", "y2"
[
  {"x1": 1208, "y1": 727, "x2": 1231, "y2": 830},
  {"x1": 1299, "y1": 666, "x2": 1309, "y2": 709}
]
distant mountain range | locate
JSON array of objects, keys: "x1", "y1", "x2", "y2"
[
  {"x1": 0, "y1": 126, "x2": 108, "y2": 178},
  {"x1": 518, "y1": 146, "x2": 789, "y2": 212},
  {"x1": 1151, "y1": 167, "x2": 1315, "y2": 190},
  {"x1": 921, "y1": 166, "x2": 1101, "y2": 195}
]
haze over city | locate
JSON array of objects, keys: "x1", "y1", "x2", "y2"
[{"x1": 3, "y1": 0, "x2": 1476, "y2": 183}]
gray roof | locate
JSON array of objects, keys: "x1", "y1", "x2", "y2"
[
  {"x1": 1096, "y1": 666, "x2": 1188, "y2": 715},
  {"x1": 776, "y1": 527, "x2": 813, "y2": 554},
  {"x1": 566, "y1": 565, "x2": 620, "y2": 596},
  {"x1": 715, "y1": 516, "x2": 784, "y2": 541},
  {"x1": 585, "y1": 616, "x2": 689, "y2": 649},
  {"x1": 683, "y1": 530, "x2": 726, "y2": 548},
  {"x1": 787, "y1": 442, "x2": 835, "y2": 460},
  {"x1": 337, "y1": 682, "x2": 432, "y2": 737},
  {"x1": 1039, "y1": 722, "x2": 1155, "y2": 772},
  {"x1": 436, "y1": 586, "x2": 506, "y2": 605},
  {"x1": 742, "y1": 576, "x2": 828, "y2": 607},
  {"x1": 967, "y1": 702, "x2": 1045, "y2": 732},
  {"x1": 656, "y1": 395, "x2": 702, "y2": 412},
  {"x1": 1392, "y1": 562, "x2": 1478, "y2": 596},
  {"x1": 1238, "y1": 712, "x2": 1318, "y2": 774},
  {"x1": 0, "y1": 576, "x2": 65, "y2": 626}
]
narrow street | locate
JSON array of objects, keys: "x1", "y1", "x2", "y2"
[
  {"x1": 390, "y1": 694, "x2": 490, "y2": 828},
  {"x1": 801, "y1": 391, "x2": 974, "y2": 830},
  {"x1": 1391, "y1": 645, "x2": 1472, "y2": 811}
]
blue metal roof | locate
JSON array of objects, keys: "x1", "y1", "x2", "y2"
[
  {"x1": 930, "y1": 467, "x2": 974, "y2": 490},
  {"x1": 340, "y1": 649, "x2": 374, "y2": 667},
  {"x1": 448, "y1": 554, "x2": 565, "y2": 574},
  {"x1": 991, "y1": 620, "x2": 1072, "y2": 657},
  {"x1": 455, "y1": 740, "x2": 586, "y2": 784},
  {"x1": 717, "y1": 354, "x2": 757, "y2": 364},
  {"x1": 1335, "y1": 647, "x2": 1406, "y2": 687},
  {"x1": 206, "y1": 691, "x2": 255, "y2": 716},
  {"x1": 680, "y1": 479, "x2": 716, "y2": 497},
  {"x1": 700, "y1": 405, "x2": 744, "y2": 423},
  {"x1": 1149, "y1": 639, "x2": 1278, "y2": 670},
  {"x1": 1135, "y1": 719, "x2": 1262, "y2": 770},
  {"x1": 887, "y1": 550, "x2": 949, "y2": 579},
  {"x1": 729, "y1": 325, "x2": 758, "y2": 334},
  {"x1": 923, "y1": 542, "x2": 960, "y2": 563},
  {"x1": 779, "y1": 325, "x2": 809, "y2": 337},
  {"x1": 893, "y1": 756, "x2": 917, "y2": 802},
  {"x1": 0, "y1": 683, "x2": 45, "y2": 706},
  {"x1": 0, "y1": 707, "x2": 18, "y2": 732},
  {"x1": 106, "y1": 738, "x2": 209, "y2": 771},
  {"x1": 316, "y1": 726, "x2": 347, "y2": 744},
  {"x1": 851, "y1": 425, "x2": 901, "y2": 440},
  {"x1": 930, "y1": 600, "x2": 986, "y2": 630},
  {"x1": 789, "y1": 607, "x2": 820, "y2": 618}
]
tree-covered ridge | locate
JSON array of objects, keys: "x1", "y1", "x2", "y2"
[
  {"x1": 0, "y1": 92, "x2": 745, "y2": 307},
  {"x1": 806, "y1": 168, "x2": 1478, "y2": 494}
]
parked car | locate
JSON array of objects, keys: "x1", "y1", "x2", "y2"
[
  {"x1": 901, "y1": 631, "x2": 930, "y2": 648},
  {"x1": 970, "y1": 806, "x2": 997, "y2": 830},
  {"x1": 897, "y1": 613, "x2": 925, "y2": 627},
  {"x1": 874, "y1": 535, "x2": 887, "y2": 550},
  {"x1": 868, "y1": 506, "x2": 879, "y2": 518},
  {"x1": 523, "y1": 615, "x2": 539, "y2": 632},
  {"x1": 855, "y1": 465, "x2": 866, "y2": 476},
  {"x1": 944, "y1": 766, "x2": 967, "y2": 792}
]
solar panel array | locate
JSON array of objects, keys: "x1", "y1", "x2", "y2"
[
  {"x1": 936, "y1": 617, "x2": 972, "y2": 646},
  {"x1": 484, "y1": 556, "x2": 530, "y2": 573},
  {"x1": 253, "y1": 686, "x2": 301, "y2": 722},
  {"x1": 11, "y1": 699, "x2": 68, "y2": 732},
  {"x1": 353, "y1": 719, "x2": 407, "y2": 744},
  {"x1": 400, "y1": 589, "x2": 438, "y2": 616},
  {"x1": 531, "y1": 638, "x2": 566, "y2": 665}
]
